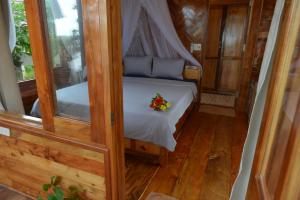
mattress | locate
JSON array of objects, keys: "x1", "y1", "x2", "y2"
[{"x1": 31, "y1": 77, "x2": 198, "y2": 151}]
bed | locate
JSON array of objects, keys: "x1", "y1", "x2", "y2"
[{"x1": 31, "y1": 67, "x2": 201, "y2": 165}]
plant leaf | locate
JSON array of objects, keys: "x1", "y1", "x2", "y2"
[
  {"x1": 50, "y1": 176, "x2": 56, "y2": 185},
  {"x1": 43, "y1": 184, "x2": 51, "y2": 192},
  {"x1": 37, "y1": 196, "x2": 43, "y2": 200},
  {"x1": 47, "y1": 194, "x2": 57, "y2": 200},
  {"x1": 53, "y1": 186, "x2": 64, "y2": 200}
]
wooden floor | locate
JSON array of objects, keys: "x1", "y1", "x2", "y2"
[
  {"x1": 126, "y1": 108, "x2": 248, "y2": 200},
  {"x1": 0, "y1": 108, "x2": 248, "y2": 200},
  {"x1": 0, "y1": 186, "x2": 31, "y2": 200}
]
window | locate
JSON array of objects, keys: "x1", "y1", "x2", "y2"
[
  {"x1": 12, "y1": 0, "x2": 35, "y2": 82},
  {"x1": 43, "y1": 0, "x2": 89, "y2": 121}
]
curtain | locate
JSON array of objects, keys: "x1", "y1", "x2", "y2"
[
  {"x1": 0, "y1": 1, "x2": 24, "y2": 114},
  {"x1": 230, "y1": 0, "x2": 285, "y2": 199},
  {"x1": 0, "y1": 101, "x2": 4, "y2": 111},
  {"x1": 122, "y1": 0, "x2": 201, "y2": 67},
  {"x1": 0, "y1": 0, "x2": 16, "y2": 51}
]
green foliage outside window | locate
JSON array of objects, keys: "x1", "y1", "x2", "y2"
[
  {"x1": 12, "y1": 0, "x2": 35, "y2": 81},
  {"x1": 11, "y1": 0, "x2": 31, "y2": 67}
]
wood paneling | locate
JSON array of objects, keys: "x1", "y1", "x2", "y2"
[
  {"x1": 168, "y1": 0, "x2": 209, "y2": 63},
  {"x1": 0, "y1": 186, "x2": 31, "y2": 200},
  {"x1": 109, "y1": 0, "x2": 126, "y2": 198},
  {"x1": 220, "y1": 60, "x2": 242, "y2": 91},
  {"x1": 203, "y1": 59, "x2": 218, "y2": 89},
  {"x1": 222, "y1": 7, "x2": 247, "y2": 57},
  {"x1": 206, "y1": 7, "x2": 223, "y2": 57},
  {"x1": 219, "y1": 5, "x2": 248, "y2": 92},
  {"x1": 238, "y1": 0, "x2": 276, "y2": 112},
  {"x1": 210, "y1": 0, "x2": 249, "y2": 5},
  {"x1": 236, "y1": 0, "x2": 265, "y2": 112},
  {"x1": 137, "y1": 109, "x2": 248, "y2": 199},
  {"x1": 203, "y1": 7, "x2": 223, "y2": 90},
  {"x1": 7, "y1": 0, "x2": 125, "y2": 199},
  {"x1": 24, "y1": 0, "x2": 55, "y2": 131},
  {"x1": 82, "y1": 0, "x2": 125, "y2": 198},
  {"x1": 0, "y1": 131, "x2": 108, "y2": 199},
  {"x1": 248, "y1": 0, "x2": 300, "y2": 198},
  {"x1": 18, "y1": 80, "x2": 38, "y2": 115},
  {"x1": 203, "y1": 4, "x2": 249, "y2": 93}
]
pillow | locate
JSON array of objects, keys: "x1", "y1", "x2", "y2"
[
  {"x1": 124, "y1": 56, "x2": 152, "y2": 77},
  {"x1": 152, "y1": 58, "x2": 185, "y2": 80}
]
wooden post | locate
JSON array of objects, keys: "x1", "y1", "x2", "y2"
[{"x1": 24, "y1": 0, "x2": 55, "y2": 131}]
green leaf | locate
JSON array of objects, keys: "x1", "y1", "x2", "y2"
[
  {"x1": 43, "y1": 184, "x2": 51, "y2": 192},
  {"x1": 37, "y1": 196, "x2": 43, "y2": 200},
  {"x1": 47, "y1": 194, "x2": 57, "y2": 200},
  {"x1": 50, "y1": 176, "x2": 56, "y2": 185},
  {"x1": 53, "y1": 186, "x2": 64, "y2": 200}
]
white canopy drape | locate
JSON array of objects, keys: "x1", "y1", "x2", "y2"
[
  {"x1": 230, "y1": 0, "x2": 284, "y2": 199},
  {"x1": 122, "y1": 0, "x2": 201, "y2": 67},
  {"x1": 0, "y1": 0, "x2": 24, "y2": 114}
]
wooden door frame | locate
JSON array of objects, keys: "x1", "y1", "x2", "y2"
[
  {"x1": 81, "y1": 0, "x2": 125, "y2": 199},
  {"x1": 236, "y1": 0, "x2": 264, "y2": 112},
  {"x1": 247, "y1": 0, "x2": 300, "y2": 198},
  {"x1": 24, "y1": 0, "x2": 125, "y2": 199}
]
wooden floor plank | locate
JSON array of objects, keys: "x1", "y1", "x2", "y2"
[
  {"x1": 171, "y1": 114, "x2": 217, "y2": 199},
  {"x1": 198, "y1": 116, "x2": 233, "y2": 200},
  {"x1": 0, "y1": 108, "x2": 247, "y2": 200},
  {"x1": 131, "y1": 108, "x2": 248, "y2": 200},
  {"x1": 139, "y1": 109, "x2": 204, "y2": 199},
  {"x1": 0, "y1": 186, "x2": 31, "y2": 200}
]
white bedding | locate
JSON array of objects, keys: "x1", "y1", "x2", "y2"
[{"x1": 31, "y1": 77, "x2": 197, "y2": 151}]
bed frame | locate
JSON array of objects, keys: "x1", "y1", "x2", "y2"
[{"x1": 124, "y1": 66, "x2": 202, "y2": 166}]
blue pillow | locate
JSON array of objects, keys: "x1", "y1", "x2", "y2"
[
  {"x1": 152, "y1": 58, "x2": 185, "y2": 80},
  {"x1": 124, "y1": 56, "x2": 152, "y2": 77}
]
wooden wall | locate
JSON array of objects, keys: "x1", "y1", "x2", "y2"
[
  {"x1": 169, "y1": 0, "x2": 250, "y2": 94},
  {"x1": 246, "y1": 0, "x2": 276, "y2": 114},
  {"x1": 168, "y1": 0, "x2": 209, "y2": 63},
  {"x1": 0, "y1": 113, "x2": 110, "y2": 200},
  {"x1": 251, "y1": 0, "x2": 276, "y2": 80},
  {"x1": 204, "y1": 4, "x2": 248, "y2": 92}
]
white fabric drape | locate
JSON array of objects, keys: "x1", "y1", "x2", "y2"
[
  {"x1": 0, "y1": 101, "x2": 4, "y2": 111},
  {"x1": 122, "y1": 0, "x2": 201, "y2": 67},
  {"x1": 0, "y1": 1, "x2": 24, "y2": 114},
  {"x1": 230, "y1": 0, "x2": 285, "y2": 199},
  {"x1": 122, "y1": 0, "x2": 142, "y2": 57},
  {"x1": 0, "y1": 0, "x2": 16, "y2": 51}
]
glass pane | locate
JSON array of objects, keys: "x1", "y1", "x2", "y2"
[
  {"x1": 265, "y1": 28, "x2": 300, "y2": 197},
  {"x1": 44, "y1": 0, "x2": 90, "y2": 121},
  {"x1": 12, "y1": 0, "x2": 35, "y2": 82}
]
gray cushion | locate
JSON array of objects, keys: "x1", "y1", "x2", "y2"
[
  {"x1": 124, "y1": 56, "x2": 152, "y2": 77},
  {"x1": 152, "y1": 58, "x2": 185, "y2": 80}
]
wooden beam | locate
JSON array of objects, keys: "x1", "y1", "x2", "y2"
[
  {"x1": 109, "y1": 0, "x2": 126, "y2": 198},
  {"x1": 82, "y1": 0, "x2": 125, "y2": 199},
  {"x1": 210, "y1": 0, "x2": 250, "y2": 5},
  {"x1": 24, "y1": 0, "x2": 55, "y2": 131},
  {"x1": 236, "y1": 0, "x2": 264, "y2": 112}
]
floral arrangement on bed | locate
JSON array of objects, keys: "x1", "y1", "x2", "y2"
[{"x1": 150, "y1": 93, "x2": 171, "y2": 111}]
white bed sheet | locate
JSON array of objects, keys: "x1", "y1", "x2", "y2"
[{"x1": 31, "y1": 77, "x2": 197, "y2": 151}]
